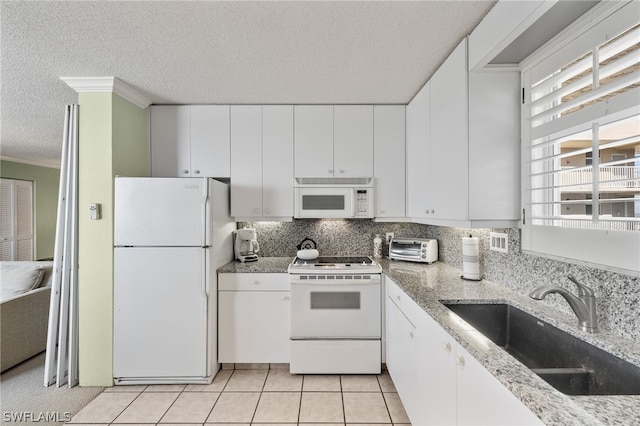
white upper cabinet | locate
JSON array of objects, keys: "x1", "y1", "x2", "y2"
[
  {"x1": 294, "y1": 105, "x2": 334, "y2": 177},
  {"x1": 191, "y1": 105, "x2": 231, "y2": 178},
  {"x1": 262, "y1": 105, "x2": 294, "y2": 218},
  {"x1": 230, "y1": 105, "x2": 263, "y2": 217},
  {"x1": 150, "y1": 105, "x2": 190, "y2": 177},
  {"x1": 374, "y1": 105, "x2": 405, "y2": 218},
  {"x1": 231, "y1": 105, "x2": 294, "y2": 220},
  {"x1": 429, "y1": 39, "x2": 469, "y2": 221},
  {"x1": 406, "y1": 37, "x2": 520, "y2": 227},
  {"x1": 468, "y1": 71, "x2": 520, "y2": 222},
  {"x1": 406, "y1": 82, "x2": 431, "y2": 219},
  {"x1": 333, "y1": 105, "x2": 374, "y2": 177},
  {"x1": 150, "y1": 105, "x2": 230, "y2": 178},
  {"x1": 294, "y1": 105, "x2": 374, "y2": 178}
]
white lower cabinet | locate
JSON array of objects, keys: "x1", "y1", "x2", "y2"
[
  {"x1": 218, "y1": 273, "x2": 290, "y2": 363},
  {"x1": 385, "y1": 293, "x2": 417, "y2": 415},
  {"x1": 386, "y1": 277, "x2": 543, "y2": 426}
]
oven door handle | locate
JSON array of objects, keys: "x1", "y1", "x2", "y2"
[{"x1": 290, "y1": 281, "x2": 380, "y2": 286}]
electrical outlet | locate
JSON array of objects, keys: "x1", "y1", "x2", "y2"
[
  {"x1": 386, "y1": 232, "x2": 394, "y2": 244},
  {"x1": 490, "y1": 232, "x2": 508, "y2": 253}
]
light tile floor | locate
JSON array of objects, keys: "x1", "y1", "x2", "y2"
[{"x1": 68, "y1": 369, "x2": 410, "y2": 425}]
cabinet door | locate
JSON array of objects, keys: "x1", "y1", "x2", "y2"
[
  {"x1": 294, "y1": 105, "x2": 334, "y2": 177},
  {"x1": 386, "y1": 297, "x2": 417, "y2": 421},
  {"x1": 230, "y1": 106, "x2": 263, "y2": 217},
  {"x1": 334, "y1": 105, "x2": 374, "y2": 177},
  {"x1": 415, "y1": 311, "x2": 457, "y2": 425},
  {"x1": 430, "y1": 39, "x2": 469, "y2": 220},
  {"x1": 218, "y1": 291, "x2": 290, "y2": 363},
  {"x1": 150, "y1": 105, "x2": 191, "y2": 177},
  {"x1": 406, "y1": 82, "x2": 431, "y2": 218},
  {"x1": 468, "y1": 71, "x2": 521, "y2": 221},
  {"x1": 374, "y1": 105, "x2": 406, "y2": 217},
  {"x1": 263, "y1": 106, "x2": 294, "y2": 217},
  {"x1": 456, "y1": 343, "x2": 543, "y2": 425},
  {"x1": 191, "y1": 105, "x2": 231, "y2": 178}
]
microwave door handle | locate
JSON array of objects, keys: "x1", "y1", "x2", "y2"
[{"x1": 350, "y1": 190, "x2": 356, "y2": 217}]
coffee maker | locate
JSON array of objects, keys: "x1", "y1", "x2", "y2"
[{"x1": 234, "y1": 228, "x2": 260, "y2": 262}]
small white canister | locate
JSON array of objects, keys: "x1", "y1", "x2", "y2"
[{"x1": 373, "y1": 234, "x2": 383, "y2": 259}]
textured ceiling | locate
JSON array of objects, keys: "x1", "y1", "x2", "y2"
[{"x1": 0, "y1": 1, "x2": 495, "y2": 167}]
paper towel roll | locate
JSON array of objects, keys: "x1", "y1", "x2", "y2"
[{"x1": 462, "y1": 237, "x2": 481, "y2": 280}]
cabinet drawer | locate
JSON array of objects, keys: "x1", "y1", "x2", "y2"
[
  {"x1": 386, "y1": 277, "x2": 423, "y2": 325},
  {"x1": 218, "y1": 273, "x2": 289, "y2": 291}
]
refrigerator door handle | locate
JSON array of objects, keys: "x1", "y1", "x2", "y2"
[
  {"x1": 202, "y1": 179, "x2": 209, "y2": 247},
  {"x1": 203, "y1": 249, "x2": 209, "y2": 298}
]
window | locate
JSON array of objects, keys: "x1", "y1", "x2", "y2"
[
  {"x1": 1, "y1": 178, "x2": 34, "y2": 261},
  {"x1": 522, "y1": 1, "x2": 640, "y2": 275}
]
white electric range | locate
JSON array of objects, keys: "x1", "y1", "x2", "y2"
[{"x1": 288, "y1": 256, "x2": 382, "y2": 374}]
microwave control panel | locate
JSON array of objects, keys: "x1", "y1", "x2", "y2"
[{"x1": 354, "y1": 189, "x2": 372, "y2": 218}]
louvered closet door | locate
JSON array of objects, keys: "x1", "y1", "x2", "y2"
[
  {"x1": 0, "y1": 178, "x2": 34, "y2": 261},
  {"x1": 1, "y1": 179, "x2": 14, "y2": 260}
]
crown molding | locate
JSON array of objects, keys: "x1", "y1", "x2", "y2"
[
  {"x1": 1, "y1": 156, "x2": 61, "y2": 169},
  {"x1": 60, "y1": 76, "x2": 151, "y2": 109}
]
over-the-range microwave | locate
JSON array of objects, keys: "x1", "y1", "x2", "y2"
[{"x1": 294, "y1": 177, "x2": 374, "y2": 219}]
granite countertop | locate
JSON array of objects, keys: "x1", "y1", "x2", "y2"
[
  {"x1": 217, "y1": 257, "x2": 293, "y2": 274},
  {"x1": 216, "y1": 257, "x2": 640, "y2": 425},
  {"x1": 379, "y1": 258, "x2": 640, "y2": 426}
]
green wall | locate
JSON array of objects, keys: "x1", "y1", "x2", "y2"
[
  {"x1": 77, "y1": 92, "x2": 148, "y2": 386},
  {"x1": 0, "y1": 160, "x2": 60, "y2": 260}
]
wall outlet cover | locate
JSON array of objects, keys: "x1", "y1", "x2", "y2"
[{"x1": 490, "y1": 232, "x2": 508, "y2": 253}]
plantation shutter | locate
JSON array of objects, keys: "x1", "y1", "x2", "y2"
[{"x1": 525, "y1": 10, "x2": 640, "y2": 232}]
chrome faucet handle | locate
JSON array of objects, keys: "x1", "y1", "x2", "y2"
[{"x1": 567, "y1": 275, "x2": 595, "y2": 298}]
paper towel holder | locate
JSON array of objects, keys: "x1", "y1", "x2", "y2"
[
  {"x1": 461, "y1": 234, "x2": 482, "y2": 281},
  {"x1": 460, "y1": 275, "x2": 482, "y2": 282}
]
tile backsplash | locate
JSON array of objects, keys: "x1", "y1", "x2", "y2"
[{"x1": 240, "y1": 220, "x2": 639, "y2": 341}]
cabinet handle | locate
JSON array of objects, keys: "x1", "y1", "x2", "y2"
[
  {"x1": 456, "y1": 355, "x2": 465, "y2": 367},
  {"x1": 250, "y1": 280, "x2": 260, "y2": 285},
  {"x1": 409, "y1": 331, "x2": 414, "y2": 339},
  {"x1": 396, "y1": 295, "x2": 401, "y2": 302},
  {"x1": 263, "y1": 207, "x2": 270, "y2": 214},
  {"x1": 328, "y1": 169, "x2": 334, "y2": 174},
  {"x1": 194, "y1": 169, "x2": 200, "y2": 174},
  {"x1": 282, "y1": 296, "x2": 290, "y2": 301},
  {"x1": 443, "y1": 342, "x2": 452, "y2": 353},
  {"x1": 182, "y1": 169, "x2": 189, "y2": 174},
  {"x1": 339, "y1": 169, "x2": 345, "y2": 174}
]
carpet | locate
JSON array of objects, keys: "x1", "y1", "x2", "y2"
[{"x1": 0, "y1": 352, "x2": 103, "y2": 426}]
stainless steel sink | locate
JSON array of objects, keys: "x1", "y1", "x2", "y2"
[{"x1": 442, "y1": 303, "x2": 640, "y2": 395}]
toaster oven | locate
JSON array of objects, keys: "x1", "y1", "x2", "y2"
[{"x1": 389, "y1": 238, "x2": 438, "y2": 263}]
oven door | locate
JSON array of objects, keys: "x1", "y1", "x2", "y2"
[
  {"x1": 294, "y1": 187, "x2": 354, "y2": 218},
  {"x1": 290, "y1": 274, "x2": 381, "y2": 339}
]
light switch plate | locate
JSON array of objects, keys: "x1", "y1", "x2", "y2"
[{"x1": 89, "y1": 203, "x2": 101, "y2": 220}]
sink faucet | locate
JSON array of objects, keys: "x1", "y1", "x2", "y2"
[{"x1": 529, "y1": 275, "x2": 599, "y2": 333}]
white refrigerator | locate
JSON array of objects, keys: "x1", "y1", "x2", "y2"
[{"x1": 113, "y1": 177, "x2": 235, "y2": 384}]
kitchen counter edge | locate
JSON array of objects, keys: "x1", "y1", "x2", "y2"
[
  {"x1": 217, "y1": 257, "x2": 293, "y2": 274},
  {"x1": 379, "y1": 258, "x2": 640, "y2": 426}
]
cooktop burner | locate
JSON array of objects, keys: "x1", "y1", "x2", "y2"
[
  {"x1": 289, "y1": 256, "x2": 381, "y2": 274},
  {"x1": 292, "y1": 256, "x2": 373, "y2": 266}
]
